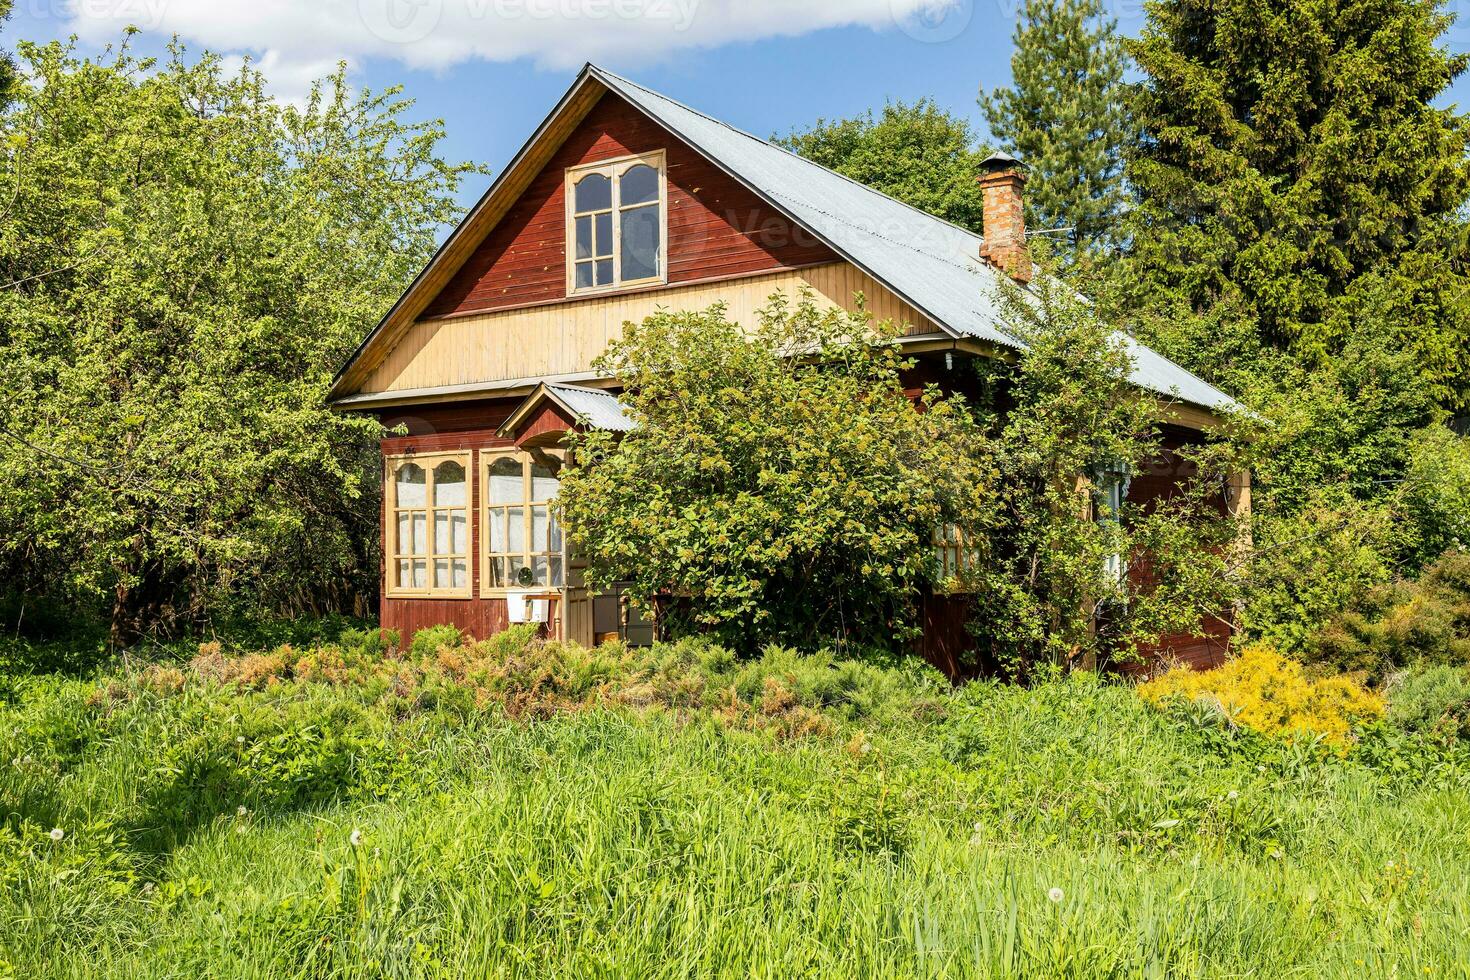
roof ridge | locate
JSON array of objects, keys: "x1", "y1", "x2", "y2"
[{"x1": 588, "y1": 65, "x2": 989, "y2": 245}]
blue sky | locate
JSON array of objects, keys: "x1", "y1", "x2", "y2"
[{"x1": 11, "y1": 0, "x2": 1470, "y2": 211}]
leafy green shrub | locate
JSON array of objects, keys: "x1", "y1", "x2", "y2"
[
  {"x1": 1309, "y1": 550, "x2": 1470, "y2": 682},
  {"x1": 1242, "y1": 492, "x2": 1399, "y2": 653},
  {"x1": 1387, "y1": 664, "x2": 1470, "y2": 736},
  {"x1": 1400, "y1": 428, "x2": 1470, "y2": 569},
  {"x1": 558, "y1": 296, "x2": 995, "y2": 653}
]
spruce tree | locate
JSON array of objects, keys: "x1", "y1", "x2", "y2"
[
  {"x1": 1123, "y1": 0, "x2": 1470, "y2": 408},
  {"x1": 980, "y1": 0, "x2": 1130, "y2": 264}
]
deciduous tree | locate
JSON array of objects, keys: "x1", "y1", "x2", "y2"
[
  {"x1": 0, "y1": 39, "x2": 477, "y2": 642},
  {"x1": 777, "y1": 101, "x2": 989, "y2": 231}
]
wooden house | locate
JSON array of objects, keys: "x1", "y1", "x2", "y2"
[{"x1": 329, "y1": 65, "x2": 1247, "y2": 673}]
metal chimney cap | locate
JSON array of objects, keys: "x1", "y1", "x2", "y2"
[{"x1": 979, "y1": 151, "x2": 1025, "y2": 172}]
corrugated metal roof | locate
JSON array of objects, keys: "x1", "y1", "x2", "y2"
[
  {"x1": 591, "y1": 66, "x2": 1242, "y2": 416},
  {"x1": 545, "y1": 383, "x2": 635, "y2": 432}
]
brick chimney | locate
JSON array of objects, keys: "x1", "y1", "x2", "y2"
[{"x1": 977, "y1": 152, "x2": 1030, "y2": 283}]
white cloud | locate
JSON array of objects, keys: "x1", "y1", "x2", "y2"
[{"x1": 64, "y1": 0, "x2": 973, "y2": 98}]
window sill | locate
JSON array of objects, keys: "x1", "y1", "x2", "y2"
[
  {"x1": 567, "y1": 276, "x2": 667, "y2": 299},
  {"x1": 384, "y1": 590, "x2": 474, "y2": 601},
  {"x1": 479, "y1": 587, "x2": 566, "y2": 599}
]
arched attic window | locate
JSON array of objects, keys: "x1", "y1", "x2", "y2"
[{"x1": 567, "y1": 152, "x2": 666, "y2": 293}]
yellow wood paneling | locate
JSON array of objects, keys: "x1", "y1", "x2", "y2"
[{"x1": 357, "y1": 262, "x2": 941, "y2": 394}]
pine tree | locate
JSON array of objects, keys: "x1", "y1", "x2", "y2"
[
  {"x1": 1122, "y1": 0, "x2": 1470, "y2": 409},
  {"x1": 980, "y1": 0, "x2": 1130, "y2": 265}
]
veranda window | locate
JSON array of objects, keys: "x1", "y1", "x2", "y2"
[
  {"x1": 1088, "y1": 458, "x2": 1133, "y2": 584},
  {"x1": 933, "y1": 522, "x2": 977, "y2": 587},
  {"x1": 483, "y1": 452, "x2": 565, "y2": 590},
  {"x1": 566, "y1": 151, "x2": 666, "y2": 293},
  {"x1": 387, "y1": 454, "x2": 471, "y2": 597}
]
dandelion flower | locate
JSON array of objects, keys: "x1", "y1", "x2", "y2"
[
  {"x1": 48, "y1": 828, "x2": 64, "y2": 841},
  {"x1": 236, "y1": 736, "x2": 245, "y2": 745},
  {"x1": 1227, "y1": 790, "x2": 1238, "y2": 800},
  {"x1": 349, "y1": 829, "x2": 363, "y2": 847},
  {"x1": 236, "y1": 805, "x2": 248, "y2": 817},
  {"x1": 1047, "y1": 887, "x2": 1064, "y2": 903}
]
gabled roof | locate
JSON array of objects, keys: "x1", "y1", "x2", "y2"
[
  {"x1": 499, "y1": 382, "x2": 635, "y2": 438},
  {"x1": 590, "y1": 67, "x2": 1241, "y2": 416},
  {"x1": 332, "y1": 64, "x2": 1242, "y2": 418}
]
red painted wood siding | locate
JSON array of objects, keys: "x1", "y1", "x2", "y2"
[
  {"x1": 515, "y1": 401, "x2": 578, "y2": 448},
  {"x1": 422, "y1": 92, "x2": 836, "y2": 319},
  {"x1": 371, "y1": 391, "x2": 1232, "y2": 672}
]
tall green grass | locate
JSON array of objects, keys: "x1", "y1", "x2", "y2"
[{"x1": 1, "y1": 640, "x2": 1467, "y2": 977}]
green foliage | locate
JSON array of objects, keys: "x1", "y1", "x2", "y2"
[
  {"x1": 557, "y1": 294, "x2": 993, "y2": 652},
  {"x1": 1121, "y1": 0, "x2": 1470, "y2": 409},
  {"x1": 0, "y1": 39, "x2": 477, "y2": 642},
  {"x1": 776, "y1": 100, "x2": 989, "y2": 231},
  {"x1": 1401, "y1": 427, "x2": 1470, "y2": 567},
  {"x1": 979, "y1": 0, "x2": 1130, "y2": 264},
  {"x1": 1308, "y1": 550, "x2": 1470, "y2": 682},
  {"x1": 1220, "y1": 313, "x2": 1451, "y2": 648},
  {"x1": 1241, "y1": 492, "x2": 1399, "y2": 653},
  {"x1": 560, "y1": 269, "x2": 1239, "y2": 667},
  {"x1": 0, "y1": 0, "x2": 13, "y2": 104},
  {"x1": 1387, "y1": 664, "x2": 1470, "y2": 736},
  {"x1": 3, "y1": 634, "x2": 1470, "y2": 975},
  {"x1": 407, "y1": 623, "x2": 464, "y2": 660},
  {"x1": 968, "y1": 270, "x2": 1242, "y2": 672}
]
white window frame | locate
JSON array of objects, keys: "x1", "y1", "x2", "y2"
[
  {"x1": 479, "y1": 449, "x2": 567, "y2": 596},
  {"x1": 385, "y1": 451, "x2": 473, "y2": 599},
  {"x1": 564, "y1": 150, "x2": 668, "y2": 295}
]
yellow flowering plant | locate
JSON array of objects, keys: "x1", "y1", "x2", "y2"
[{"x1": 1139, "y1": 644, "x2": 1384, "y2": 749}]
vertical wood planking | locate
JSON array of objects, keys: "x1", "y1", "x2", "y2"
[{"x1": 361, "y1": 262, "x2": 942, "y2": 393}]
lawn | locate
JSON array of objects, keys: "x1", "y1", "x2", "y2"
[{"x1": 1, "y1": 629, "x2": 1466, "y2": 978}]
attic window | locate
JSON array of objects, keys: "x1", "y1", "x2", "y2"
[{"x1": 566, "y1": 151, "x2": 666, "y2": 293}]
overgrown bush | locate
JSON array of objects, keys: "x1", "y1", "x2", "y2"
[
  {"x1": 1240, "y1": 492, "x2": 1399, "y2": 653},
  {"x1": 1308, "y1": 549, "x2": 1470, "y2": 682},
  {"x1": 1399, "y1": 428, "x2": 1470, "y2": 568},
  {"x1": 558, "y1": 294, "x2": 993, "y2": 652},
  {"x1": 1386, "y1": 664, "x2": 1470, "y2": 736},
  {"x1": 1138, "y1": 644, "x2": 1383, "y2": 748}
]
